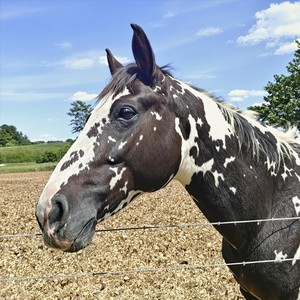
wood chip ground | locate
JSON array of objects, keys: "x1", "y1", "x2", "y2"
[{"x1": 0, "y1": 172, "x2": 244, "y2": 299}]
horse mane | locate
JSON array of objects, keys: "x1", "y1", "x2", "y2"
[
  {"x1": 97, "y1": 64, "x2": 173, "y2": 101},
  {"x1": 187, "y1": 84, "x2": 298, "y2": 168},
  {"x1": 215, "y1": 96, "x2": 298, "y2": 168}
]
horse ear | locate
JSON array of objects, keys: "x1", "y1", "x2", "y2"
[
  {"x1": 105, "y1": 48, "x2": 123, "y2": 75},
  {"x1": 131, "y1": 23, "x2": 156, "y2": 85}
]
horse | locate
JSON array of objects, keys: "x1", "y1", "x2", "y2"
[{"x1": 36, "y1": 24, "x2": 300, "y2": 299}]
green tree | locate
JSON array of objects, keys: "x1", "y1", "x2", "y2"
[
  {"x1": 0, "y1": 124, "x2": 31, "y2": 146},
  {"x1": 249, "y1": 40, "x2": 300, "y2": 131},
  {"x1": 67, "y1": 101, "x2": 93, "y2": 134}
]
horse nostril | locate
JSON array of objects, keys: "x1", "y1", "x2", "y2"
[{"x1": 49, "y1": 194, "x2": 69, "y2": 231}]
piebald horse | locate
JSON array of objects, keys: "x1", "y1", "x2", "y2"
[{"x1": 36, "y1": 24, "x2": 300, "y2": 299}]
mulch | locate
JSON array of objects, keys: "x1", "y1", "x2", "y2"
[{"x1": 0, "y1": 172, "x2": 244, "y2": 299}]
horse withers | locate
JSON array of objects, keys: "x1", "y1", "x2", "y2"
[{"x1": 36, "y1": 24, "x2": 300, "y2": 299}]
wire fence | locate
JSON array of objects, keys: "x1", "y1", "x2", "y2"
[
  {"x1": 0, "y1": 216, "x2": 299, "y2": 283},
  {"x1": 1, "y1": 216, "x2": 299, "y2": 239},
  {"x1": 1, "y1": 258, "x2": 299, "y2": 283}
]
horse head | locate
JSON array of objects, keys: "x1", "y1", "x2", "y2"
[{"x1": 35, "y1": 24, "x2": 182, "y2": 252}]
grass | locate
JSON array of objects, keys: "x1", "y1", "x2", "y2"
[
  {"x1": 0, "y1": 142, "x2": 71, "y2": 173},
  {"x1": 0, "y1": 142, "x2": 71, "y2": 164},
  {"x1": 0, "y1": 162, "x2": 57, "y2": 174}
]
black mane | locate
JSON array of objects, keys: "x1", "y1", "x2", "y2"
[{"x1": 98, "y1": 64, "x2": 172, "y2": 101}]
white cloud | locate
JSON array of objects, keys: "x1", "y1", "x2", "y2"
[
  {"x1": 0, "y1": 5, "x2": 45, "y2": 20},
  {"x1": 68, "y1": 91, "x2": 98, "y2": 102},
  {"x1": 60, "y1": 52, "x2": 130, "y2": 70},
  {"x1": 99, "y1": 55, "x2": 130, "y2": 66},
  {"x1": 274, "y1": 39, "x2": 299, "y2": 55},
  {"x1": 237, "y1": 1, "x2": 300, "y2": 54},
  {"x1": 196, "y1": 27, "x2": 223, "y2": 37},
  {"x1": 163, "y1": 11, "x2": 175, "y2": 18},
  {"x1": 228, "y1": 89, "x2": 267, "y2": 102},
  {"x1": 0, "y1": 91, "x2": 69, "y2": 102},
  {"x1": 61, "y1": 57, "x2": 95, "y2": 70},
  {"x1": 56, "y1": 42, "x2": 72, "y2": 50}
]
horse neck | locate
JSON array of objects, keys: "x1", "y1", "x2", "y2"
[{"x1": 172, "y1": 82, "x2": 277, "y2": 248}]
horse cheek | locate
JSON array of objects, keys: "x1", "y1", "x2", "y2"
[{"x1": 132, "y1": 128, "x2": 181, "y2": 191}]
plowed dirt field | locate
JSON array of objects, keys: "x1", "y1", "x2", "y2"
[{"x1": 0, "y1": 172, "x2": 243, "y2": 299}]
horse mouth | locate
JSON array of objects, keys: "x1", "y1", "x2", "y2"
[
  {"x1": 43, "y1": 218, "x2": 97, "y2": 252},
  {"x1": 66, "y1": 217, "x2": 97, "y2": 252}
]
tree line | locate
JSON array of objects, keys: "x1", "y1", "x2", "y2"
[{"x1": 0, "y1": 124, "x2": 31, "y2": 147}]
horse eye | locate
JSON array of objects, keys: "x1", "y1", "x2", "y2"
[{"x1": 118, "y1": 107, "x2": 136, "y2": 120}]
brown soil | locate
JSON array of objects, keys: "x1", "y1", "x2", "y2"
[{"x1": 0, "y1": 172, "x2": 244, "y2": 299}]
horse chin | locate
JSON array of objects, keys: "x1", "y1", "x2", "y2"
[
  {"x1": 43, "y1": 217, "x2": 97, "y2": 253},
  {"x1": 65, "y1": 218, "x2": 97, "y2": 252}
]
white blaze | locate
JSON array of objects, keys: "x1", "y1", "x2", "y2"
[{"x1": 37, "y1": 89, "x2": 131, "y2": 211}]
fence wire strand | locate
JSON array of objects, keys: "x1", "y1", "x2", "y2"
[
  {"x1": 1, "y1": 216, "x2": 299, "y2": 283},
  {"x1": 1, "y1": 258, "x2": 299, "y2": 283},
  {"x1": 1, "y1": 216, "x2": 299, "y2": 239}
]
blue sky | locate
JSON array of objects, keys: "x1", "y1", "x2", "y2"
[{"x1": 1, "y1": 0, "x2": 299, "y2": 141}]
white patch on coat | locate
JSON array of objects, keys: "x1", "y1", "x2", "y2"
[
  {"x1": 37, "y1": 91, "x2": 115, "y2": 214},
  {"x1": 177, "y1": 81, "x2": 233, "y2": 149},
  {"x1": 109, "y1": 167, "x2": 126, "y2": 190},
  {"x1": 281, "y1": 165, "x2": 294, "y2": 181},
  {"x1": 39, "y1": 88, "x2": 132, "y2": 209},
  {"x1": 150, "y1": 111, "x2": 162, "y2": 121},
  {"x1": 229, "y1": 187, "x2": 237, "y2": 194},
  {"x1": 212, "y1": 170, "x2": 224, "y2": 187},
  {"x1": 176, "y1": 81, "x2": 186, "y2": 95},
  {"x1": 292, "y1": 244, "x2": 300, "y2": 266},
  {"x1": 292, "y1": 196, "x2": 300, "y2": 216},
  {"x1": 108, "y1": 136, "x2": 116, "y2": 143},
  {"x1": 153, "y1": 85, "x2": 161, "y2": 92},
  {"x1": 136, "y1": 135, "x2": 144, "y2": 146},
  {"x1": 265, "y1": 157, "x2": 278, "y2": 176},
  {"x1": 224, "y1": 156, "x2": 235, "y2": 168},
  {"x1": 274, "y1": 250, "x2": 288, "y2": 262},
  {"x1": 291, "y1": 147, "x2": 300, "y2": 166},
  {"x1": 102, "y1": 190, "x2": 141, "y2": 220},
  {"x1": 200, "y1": 158, "x2": 214, "y2": 176},
  {"x1": 118, "y1": 140, "x2": 127, "y2": 150},
  {"x1": 120, "y1": 181, "x2": 128, "y2": 194},
  {"x1": 175, "y1": 116, "x2": 218, "y2": 186}
]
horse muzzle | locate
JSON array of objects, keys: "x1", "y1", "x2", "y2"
[{"x1": 36, "y1": 194, "x2": 97, "y2": 252}]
